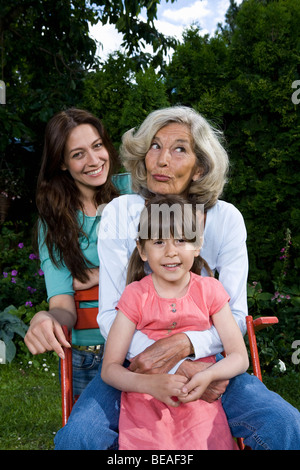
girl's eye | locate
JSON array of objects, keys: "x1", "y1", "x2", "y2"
[
  {"x1": 176, "y1": 238, "x2": 187, "y2": 244},
  {"x1": 153, "y1": 239, "x2": 164, "y2": 245},
  {"x1": 94, "y1": 141, "x2": 103, "y2": 149}
]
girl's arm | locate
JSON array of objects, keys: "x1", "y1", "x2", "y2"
[
  {"x1": 179, "y1": 303, "x2": 249, "y2": 403},
  {"x1": 101, "y1": 311, "x2": 188, "y2": 407}
]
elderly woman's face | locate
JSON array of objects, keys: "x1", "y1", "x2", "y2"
[{"x1": 145, "y1": 123, "x2": 201, "y2": 196}]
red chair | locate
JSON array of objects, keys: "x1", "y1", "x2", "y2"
[
  {"x1": 61, "y1": 285, "x2": 99, "y2": 426},
  {"x1": 61, "y1": 286, "x2": 278, "y2": 448}
]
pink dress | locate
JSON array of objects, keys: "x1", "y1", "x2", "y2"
[{"x1": 116, "y1": 272, "x2": 238, "y2": 450}]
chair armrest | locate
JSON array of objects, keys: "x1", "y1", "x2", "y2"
[{"x1": 252, "y1": 316, "x2": 279, "y2": 332}]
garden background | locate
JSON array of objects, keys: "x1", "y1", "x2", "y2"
[{"x1": 0, "y1": 0, "x2": 299, "y2": 450}]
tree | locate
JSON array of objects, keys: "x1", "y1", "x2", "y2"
[
  {"x1": 0, "y1": 0, "x2": 178, "y2": 218},
  {"x1": 165, "y1": 0, "x2": 300, "y2": 285}
]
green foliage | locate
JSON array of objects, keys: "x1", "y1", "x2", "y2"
[
  {"x1": 0, "y1": 222, "x2": 47, "y2": 311},
  {"x1": 166, "y1": 0, "x2": 300, "y2": 287},
  {"x1": 246, "y1": 230, "x2": 300, "y2": 375},
  {"x1": 0, "y1": 306, "x2": 28, "y2": 362},
  {"x1": 81, "y1": 54, "x2": 170, "y2": 147}
]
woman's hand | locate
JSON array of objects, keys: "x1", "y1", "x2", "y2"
[
  {"x1": 24, "y1": 294, "x2": 76, "y2": 359},
  {"x1": 129, "y1": 333, "x2": 192, "y2": 374},
  {"x1": 24, "y1": 310, "x2": 71, "y2": 359},
  {"x1": 73, "y1": 268, "x2": 99, "y2": 291},
  {"x1": 176, "y1": 360, "x2": 229, "y2": 403}
]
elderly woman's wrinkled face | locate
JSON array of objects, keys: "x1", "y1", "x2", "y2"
[{"x1": 145, "y1": 123, "x2": 202, "y2": 196}]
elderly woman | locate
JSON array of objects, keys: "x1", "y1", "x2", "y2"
[{"x1": 55, "y1": 106, "x2": 300, "y2": 450}]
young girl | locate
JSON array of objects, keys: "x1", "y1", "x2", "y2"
[{"x1": 101, "y1": 194, "x2": 249, "y2": 450}]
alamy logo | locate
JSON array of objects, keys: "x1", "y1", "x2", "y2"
[
  {"x1": 96, "y1": 199, "x2": 204, "y2": 249},
  {"x1": 0, "y1": 81, "x2": 5, "y2": 104},
  {"x1": 291, "y1": 80, "x2": 300, "y2": 105}
]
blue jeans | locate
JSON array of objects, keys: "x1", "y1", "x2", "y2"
[
  {"x1": 72, "y1": 347, "x2": 104, "y2": 397},
  {"x1": 54, "y1": 362, "x2": 300, "y2": 450},
  {"x1": 60, "y1": 347, "x2": 104, "y2": 398}
]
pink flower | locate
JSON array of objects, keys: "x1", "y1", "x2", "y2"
[
  {"x1": 11, "y1": 270, "x2": 18, "y2": 276},
  {"x1": 18, "y1": 243, "x2": 24, "y2": 249}
]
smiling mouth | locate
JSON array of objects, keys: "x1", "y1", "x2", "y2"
[
  {"x1": 86, "y1": 166, "x2": 104, "y2": 176},
  {"x1": 162, "y1": 263, "x2": 181, "y2": 269}
]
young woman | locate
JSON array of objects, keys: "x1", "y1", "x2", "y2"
[
  {"x1": 101, "y1": 195, "x2": 249, "y2": 450},
  {"x1": 24, "y1": 108, "x2": 119, "y2": 395}
]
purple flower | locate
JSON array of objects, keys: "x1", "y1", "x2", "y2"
[
  {"x1": 11, "y1": 278, "x2": 16, "y2": 284},
  {"x1": 27, "y1": 286, "x2": 37, "y2": 294},
  {"x1": 18, "y1": 243, "x2": 24, "y2": 249},
  {"x1": 3, "y1": 272, "x2": 8, "y2": 278},
  {"x1": 38, "y1": 269, "x2": 44, "y2": 276},
  {"x1": 25, "y1": 301, "x2": 33, "y2": 307},
  {"x1": 29, "y1": 253, "x2": 38, "y2": 260},
  {"x1": 11, "y1": 270, "x2": 18, "y2": 276}
]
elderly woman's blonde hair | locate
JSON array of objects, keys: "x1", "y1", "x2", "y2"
[{"x1": 120, "y1": 106, "x2": 229, "y2": 210}]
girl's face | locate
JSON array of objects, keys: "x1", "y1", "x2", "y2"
[
  {"x1": 62, "y1": 124, "x2": 110, "y2": 197},
  {"x1": 137, "y1": 237, "x2": 200, "y2": 291},
  {"x1": 145, "y1": 123, "x2": 202, "y2": 196}
]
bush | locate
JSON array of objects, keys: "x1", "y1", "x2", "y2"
[
  {"x1": 0, "y1": 222, "x2": 47, "y2": 311},
  {"x1": 247, "y1": 230, "x2": 300, "y2": 375}
]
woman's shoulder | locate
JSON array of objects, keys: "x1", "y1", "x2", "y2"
[
  {"x1": 101, "y1": 193, "x2": 144, "y2": 210},
  {"x1": 207, "y1": 200, "x2": 245, "y2": 229},
  {"x1": 211, "y1": 199, "x2": 243, "y2": 218}
]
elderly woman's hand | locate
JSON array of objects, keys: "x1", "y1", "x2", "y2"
[
  {"x1": 175, "y1": 360, "x2": 229, "y2": 403},
  {"x1": 128, "y1": 333, "x2": 192, "y2": 374}
]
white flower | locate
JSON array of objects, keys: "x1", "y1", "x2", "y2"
[{"x1": 275, "y1": 359, "x2": 286, "y2": 373}]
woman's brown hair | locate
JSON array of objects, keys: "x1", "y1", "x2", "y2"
[
  {"x1": 35, "y1": 108, "x2": 119, "y2": 283},
  {"x1": 126, "y1": 195, "x2": 213, "y2": 285}
]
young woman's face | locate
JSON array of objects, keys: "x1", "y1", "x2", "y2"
[
  {"x1": 145, "y1": 123, "x2": 202, "y2": 196},
  {"x1": 62, "y1": 124, "x2": 110, "y2": 195},
  {"x1": 137, "y1": 237, "x2": 200, "y2": 289}
]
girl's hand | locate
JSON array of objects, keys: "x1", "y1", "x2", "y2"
[
  {"x1": 176, "y1": 360, "x2": 229, "y2": 403},
  {"x1": 178, "y1": 370, "x2": 213, "y2": 404},
  {"x1": 147, "y1": 374, "x2": 189, "y2": 407}
]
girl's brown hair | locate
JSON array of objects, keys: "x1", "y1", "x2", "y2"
[
  {"x1": 126, "y1": 195, "x2": 213, "y2": 285},
  {"x1": 35, "y1": 108, "x2": 119, "y2": 283}
]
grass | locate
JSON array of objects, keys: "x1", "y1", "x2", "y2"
[
  {"x1": 0, "y1": 354, "x2": 61, "y2": 450},
  {"x1": 0, "y1": 355, "x2": 299, "y2": 450}
]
